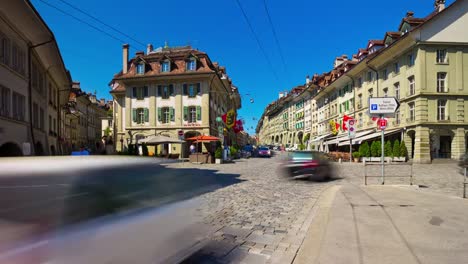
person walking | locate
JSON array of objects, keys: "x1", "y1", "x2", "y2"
[{"x1": 190, "y1": 144, "x2": 196, "y2": 154}]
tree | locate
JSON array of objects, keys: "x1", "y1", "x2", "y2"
[
  {"x1": 376, "y1": 140, "x2": 382, "y2": 157},
  {"x1": 359, "y1": 142, "x2": 370, "y2": 158},
  {"x1": 400, "y1": 140, "x2": 408, "y2": 159},
  {"x1": 304, "y1": 133, "x2": 310, "y2": 142},
  {"x1": 370, "y1": 141, "x2": 378, "y2": 157},
  {"x1": 215, "y1": 147, "x2": 223, "y2": 159},
  {"x1": 104, "y1": 126, "x2": 112, "y2": 137},
  {"x1": 385, "y1": 140, "x2": 392, "y2": 157},
  {"x1": 393, "y1": 140, "x2": 400, "y2": 157}
]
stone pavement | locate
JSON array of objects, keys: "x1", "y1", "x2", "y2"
[{"x1": 168, "y1": 154, "x2": 336, "y2": 263}]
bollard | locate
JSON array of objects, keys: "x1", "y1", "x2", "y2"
[{"x1": 339, "y1": 158, "x2": 342, "y2": 164}]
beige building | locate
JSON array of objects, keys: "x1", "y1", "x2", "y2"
[
  {"x1": 0, "y1": 0, "x2": 71, "y2": 156},
  {"x1": 258, "y1": 0, "x2": 468, "y2": 163},
  {"x1": 110, "y1": 44, "x2": 241, "y2": 156}
]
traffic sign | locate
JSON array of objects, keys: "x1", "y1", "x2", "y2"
[
  {"x1": 378, "y1": 119, "x2": 387, "y2": 130},
  {"x1": 178, "y1": 130, "x2": 184, "y2": 136},
  {"x1": 369, "y1": 97, "x2": 400, "y2": 117},
  {"x1": 347, "y1": 119, "x2": 356, "y2": 139}
]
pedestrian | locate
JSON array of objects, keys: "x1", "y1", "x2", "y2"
[{"x1": 190, "y1": 144, "x2": 196, "y2": 154}]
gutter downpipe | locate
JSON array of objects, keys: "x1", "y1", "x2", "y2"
[{"x1": 28, "y1": 39, "x2": 54, "y2": 155}]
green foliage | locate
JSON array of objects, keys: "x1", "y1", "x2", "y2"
[
  {"x1": 142, "y1": 143, "x2": 149, "y2": 156},
  {"x1": 107, "y1": 109, "x2": 113, "y2": 117},
  {"x1": 298, "y1": 143, "x2": 306, "y2": 150},
  {"x1": 376, "y1": 140, "x2": 382, "y2": 157},
  {"x1": 384, "y1": 140, "x2": 392, "y2": 157},
  {"x1": 215, "y1": 147, "x2": 223, "y2": 159},
  {"x1": 359, "y1": 141, "x2": 370, "y2": 158},
  {"x1": 400, "y1": 140, "x2": 408, "y2": 158},
  {"x1": 230, "y1": 146, "x2": 238, "y2": 157},
  {"x1": 393, "y1": 139, "x2": 400, "y2": 157},
  {"x1": 370, "y1": 141, "x2": 378, "y2": 157},
  {"x1": 352, "y1": 151, "x2": 361, "y2": 159},
  {"x1": 303, "y1": 133, "x2": 310, "y2": 142},
  {"x1": 104, "y1": 126, "x2": 112, "y2": 137}
]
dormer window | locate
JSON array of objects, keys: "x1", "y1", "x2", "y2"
[
  {"x1": 136, "y1": 63, "x2": 145, "y2": 75},
  {"x1": 161, "y1": 60, "x2": 170, "y2": 72},
  {"x1": 186, "y1": 59, "x2": 196, "y2": 71}
]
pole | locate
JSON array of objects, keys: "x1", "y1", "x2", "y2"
[
  {"x1": 349, "y1": 139, "x2": 352, "y2": 162},
  {"x1": 381, "y1": 114, "x2": 385, "y2": 185}
]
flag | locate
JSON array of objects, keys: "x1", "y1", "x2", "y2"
[
  {"x1": 222, "y1": 109, "x2": 237, "y2": 129},
  {"x1": 234, "y1": 120, "x2": 243, "y2": 133},
  {"x1": 342, "y1": 115, "x2": 352, "y2": 131}
]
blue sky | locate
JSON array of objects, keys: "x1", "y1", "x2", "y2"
[{"x1": 31, "y1": 0, "x2": 454, "y2": 135}]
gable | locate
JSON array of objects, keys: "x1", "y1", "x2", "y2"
[{"x1": 418, "y1": 0, "x2": 468, "y2": 42}]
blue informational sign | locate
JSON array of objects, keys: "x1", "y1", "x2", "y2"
[{"x1": 371, "y1": 104, "x2": 378, "y2": 110}]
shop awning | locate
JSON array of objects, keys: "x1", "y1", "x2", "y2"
[
  {"x1": 311, "y1": 133, "x2": 332, "y2": 142},
  {"x1": 339, "y1": 129, "x2": 400, "y2": 146},
  {"x1": 323, "y1": 133, "x2": 351, "y2": 145},
  {"x1": 336, "y1": 129, "x2": 375, "y2": 146}
]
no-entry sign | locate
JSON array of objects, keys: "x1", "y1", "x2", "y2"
[{"x1": 378, "y1": 119, "x2": 387, "y2": 130}]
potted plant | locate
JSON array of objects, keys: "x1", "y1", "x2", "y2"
[
  {"x1": 215, "y1": 147, "x2": 223, "y2": 164},
  {"x1": 352, "y1": 151, "x2": 361, "y2": 162}
]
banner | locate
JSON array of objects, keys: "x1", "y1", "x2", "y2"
[
  {"x1": 222, "y1": 109, "x2": 237, "y2": 129},
  {"x1": 234, "y1": 120, "x2": 244, "y2": 133}
]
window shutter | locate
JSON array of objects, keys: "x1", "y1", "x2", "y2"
[
  {"x1": 144, "y1": 108, "x2": 149, "y2": 122},
  {"x1": 132, "y1": 87, "x2": 137, "y2": 98},
  {"x1": 184, "y1": 106, "x2": 188, "y2": 121},
  {"x1": 196, "y1": 106, "x2": 201, "y2": 120},
  {"x1": 339, "y1": 105, "x2": 342, "y2": 113},
  {"x1": 196, "y1": 83, "x2": 201, "y2": 95},
  {"x1": 157, "y1": 86, "x2": 162, "y2": 97},
  {"x1": 132, "y1": 109, "x2": 137, "y2": 122},
  {"x1": 183, "y1": 84, "x2": 188, "y2": 95},
  {"x1": 144, "y1": 86, "x2": 148, "y2": 97},
  {"x1": 157, "y1": 107, "x2": 162, "y2": 122},
  {"x1": 169, "y1": 84, "x2": 174, "y2": 96},
  {"x1": 346, "y1": 101, "x2": 349, "y2": 111},
  {"x1": 170, "y1": 107, "x2": 175, "y2": 121}
]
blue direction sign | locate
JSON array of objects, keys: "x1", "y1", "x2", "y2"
[{"x1": 368, "y1": 97, "x2": 400, "y2": 117}]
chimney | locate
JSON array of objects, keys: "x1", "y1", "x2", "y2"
[
  {"x1": 406, "y1": 11, "x2": 414, "y2": 17},
  {"x1": 147, "y1": 44, "x2": 153, "y2": 54},
  {"x1": 136, "y1": 51, "x2": 144, "y2": 56},
  {"x1": 342, "y1": 55, "x2": 348, "y2": 60},
  {"x1": 435, "y1": 0, "x2": 445, "y2": 12},
  {"x1": 306, "y1": 75, "x2": 310, "y2": 84},
  {"x1": 100, "y1": 98, "x2": 105, "y2": 105},
  {"x1": 122, "y1": 44, "x2": 129, "y2": 74}
]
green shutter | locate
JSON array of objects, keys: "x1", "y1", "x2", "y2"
[
  {"x1": 170, "y1": 107, "x2": 175, "y2": 121},
  {"x1": 196, "y1": 106, "x2": 201, "y2": 120},
  {"x1": 339, "y1": 105, "x2": 342, "y2": 113},
  {"x1": 132, "y1": 109, "x2": 137, "y2": 122},
  {"x1": 184, "y1": 106, "x2": 188, "y2": 121},
  {"x1": 157, "y1": 107, "x2": 162, "y2": 122},
  {"x1": 144, "y1": 108, "x2": 149, "y2": 122},
  {"x1": 346, "y1": 101, "x2": 349, "y2": 111}
]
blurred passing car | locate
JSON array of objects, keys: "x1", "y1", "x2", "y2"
[
  {"x1": 257, "y1": 146, "x2": 271, "y2": 158},
  {"x1": 281, "y1": 151, "x2": 333, "y2": 181}
]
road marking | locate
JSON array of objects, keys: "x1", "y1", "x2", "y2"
[{"x1": 0, "y1": 184, "x2": 70, "y2": 189}]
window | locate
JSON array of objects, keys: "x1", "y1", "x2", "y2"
[
  {"x1": 12, "y1": 44, "x2": 18, "y2": 71},
  {"x1": 12, "y1": 92, "x2": 25, "y2": 121},
  {"x1": 136, "y1": 63, "x2": 145, "y2": 75},
  {"x1": 159, "y1": 85, "x2": 174, "y2": 99},
  {"x1": 186, "y1": 59, "x2": 196, "y2": 71},
  {"x1": 394, "y1": 82, "x2": 400, "y2": 99},
  {"x1": 132, "y1": 86, "x2": 148, "y2": 100},
  {"x1": 367, "y1": 71, "x2": 372, "y2": 82},
  {"x1": 408, "y1": 76, "x2": 415, "y2": 95},
  {"x1": 382, "y1": 68, "x2": 388, "y2": 80},
  {"x1": 187, "y1": 106, "x2": 197, "y2": 123},
  {"x1": 437, "y1": 100, "x2": 447, "y2": 121},
  {"x1": 1, "y1": 36, "x2": 10, "y2": 65},
  {"x1": 33, "y1": 103, "x2": 38, "y2": 128},
  {"x1": 358, "y1": 94, "x2": 362, "y2": 108},
  {"x1": 161, "y1": 60, "x2": 170, "y2": 72},
  {"x1": 160, "y1": 107, "x2": 170, "y2": 124},
  {"x1": 0, "y1": 86, "x2": 10, "y2": 117},
  {"x1": 368, "y1": 88, "x2": 373, "y2": 98},
  {"x1": 437, "y1": 72, "x2": 447, "y2": 92},
  {"x1": 357, "y1": 77, "x2": 362, "y2": 88},
  {"x1": 408, "y1": 102, "x2": 415, "y2": 121},
  {"x1": 383, "y1": 88, "x2": 388, "y2": 97},
  {"x1": 394, "y1": 62, "x2": 400, "y2": 74},
  {"x1": 395, "y1": 110, "x2": 400, "y2": 125},
  {"x1": 39, "y1": 108, "x2": 44, "y2": 130},
  {"x1": 132, "y1": 108, "x2": 149, "y2": 124},
  {"x1": 358, "y1": 113, "x2": 363, "y2": 128},
  {"x1": 184, "y1": 83, "x2": 200, "y2": 97},
  {"x1": 53, "y1": 118, "x2": 56, "y2": 133},
  {"x1": 436, "y1": 49, "x2": 447, "y2": 63},
  {"x1": 49, "y1": 84, "x2": 53, "y2": 105},
  {"x1": 408, "y1": 53, "x2": 415, "y2": 67},
  {"x1": 49, "y1": 115, "x2": 52, "y2": 133}
]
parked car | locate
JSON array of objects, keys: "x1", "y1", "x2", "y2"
[
  {"x1": 257, "y1": 147, "x2": 271, "y2": 158},
  {"x1": 281, "y1": 151, "x2": 333, "y2": 181}
]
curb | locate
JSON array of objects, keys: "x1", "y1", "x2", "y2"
[{"x1": 293, "y1": 185, "x2": 341, "y2": 264}]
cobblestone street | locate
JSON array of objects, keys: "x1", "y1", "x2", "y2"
[
  {"x1": 167, "y1": 153, "x2": 337, "y2": 263},
  {"x1": 167, "y1": 154, "x2": 466, "y2": 263}
]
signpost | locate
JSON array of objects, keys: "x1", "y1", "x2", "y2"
[
  {"x1": 368, "y1": 97, "x2": 400, "y2": 184},
  {"x1": 347, "y1": 119, "x2": 356, "y2": 162},
  {"x1": 178, "y1": 130, "x2": 184, "y2": 140}
]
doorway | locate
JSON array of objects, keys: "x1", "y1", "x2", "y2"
[{"x1": 439, "y1": 136, "x2": 452, "y2": 158}]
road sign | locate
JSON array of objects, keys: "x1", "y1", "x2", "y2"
[
  {"x1": 178, "y1": 130, "x2": 184, "y2": 136},
  {"x1": 369, "y1": 97, "x2": 400, "y2": 116},
  {"x1": 347, "y1": 119, "x2": 356, "y2": 138},
  {"x1": 378, "y1": 119, "x2": 387, "y2": 130}
]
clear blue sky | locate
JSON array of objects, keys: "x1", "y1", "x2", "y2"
[{"x1": 31, "y1": 0, "x2": 454, "y2": 135}]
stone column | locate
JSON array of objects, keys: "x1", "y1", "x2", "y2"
[
  {"x1": 413, "y1": 126, "x2": 431, "y2": 163},
  {"x1": 451, "y1": 127, "x2": 466, "y2": 159}
]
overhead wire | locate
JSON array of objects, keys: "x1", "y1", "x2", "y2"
[
  {"x1": 37, "y1": 0, "x2": 143, "y2": 50},
  {"x1": 262, "y1": 0, "x2": 288, "y2": 73},
  {"x1": 234, "y1": 0, "x2": 281, "y2": 82},
  {"x1": 55, "y1": 0, "x2": 146, "y2": 48}
]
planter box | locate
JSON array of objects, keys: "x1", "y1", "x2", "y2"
[
  {"x1": 370, "y1": 157, "x2": 381, "y2": 162},
  {"x1": 354, "y1": 158, "x2": 360, "y2": 163},
  {"x1": 393, "y1": 157, "x2": 406, "y2": 162},
  {"x1": 215, "y1": 158, "x2": 223, "y2": 164},
  {"x1": 362, "y1": 157, "x2": 371, "y2": 162}
]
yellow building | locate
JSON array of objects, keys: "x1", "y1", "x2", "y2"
[{"x1": 110, "y1": 44, "x2": 241, "y2": 157}]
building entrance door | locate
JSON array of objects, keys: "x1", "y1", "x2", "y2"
[{"x1": 439, "y1": 136, "x2": 451, "y2": 159}]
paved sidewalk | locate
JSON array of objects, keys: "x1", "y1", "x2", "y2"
[{"x1": 295, "y1": 184, "x2": 468, "y2": 264}]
